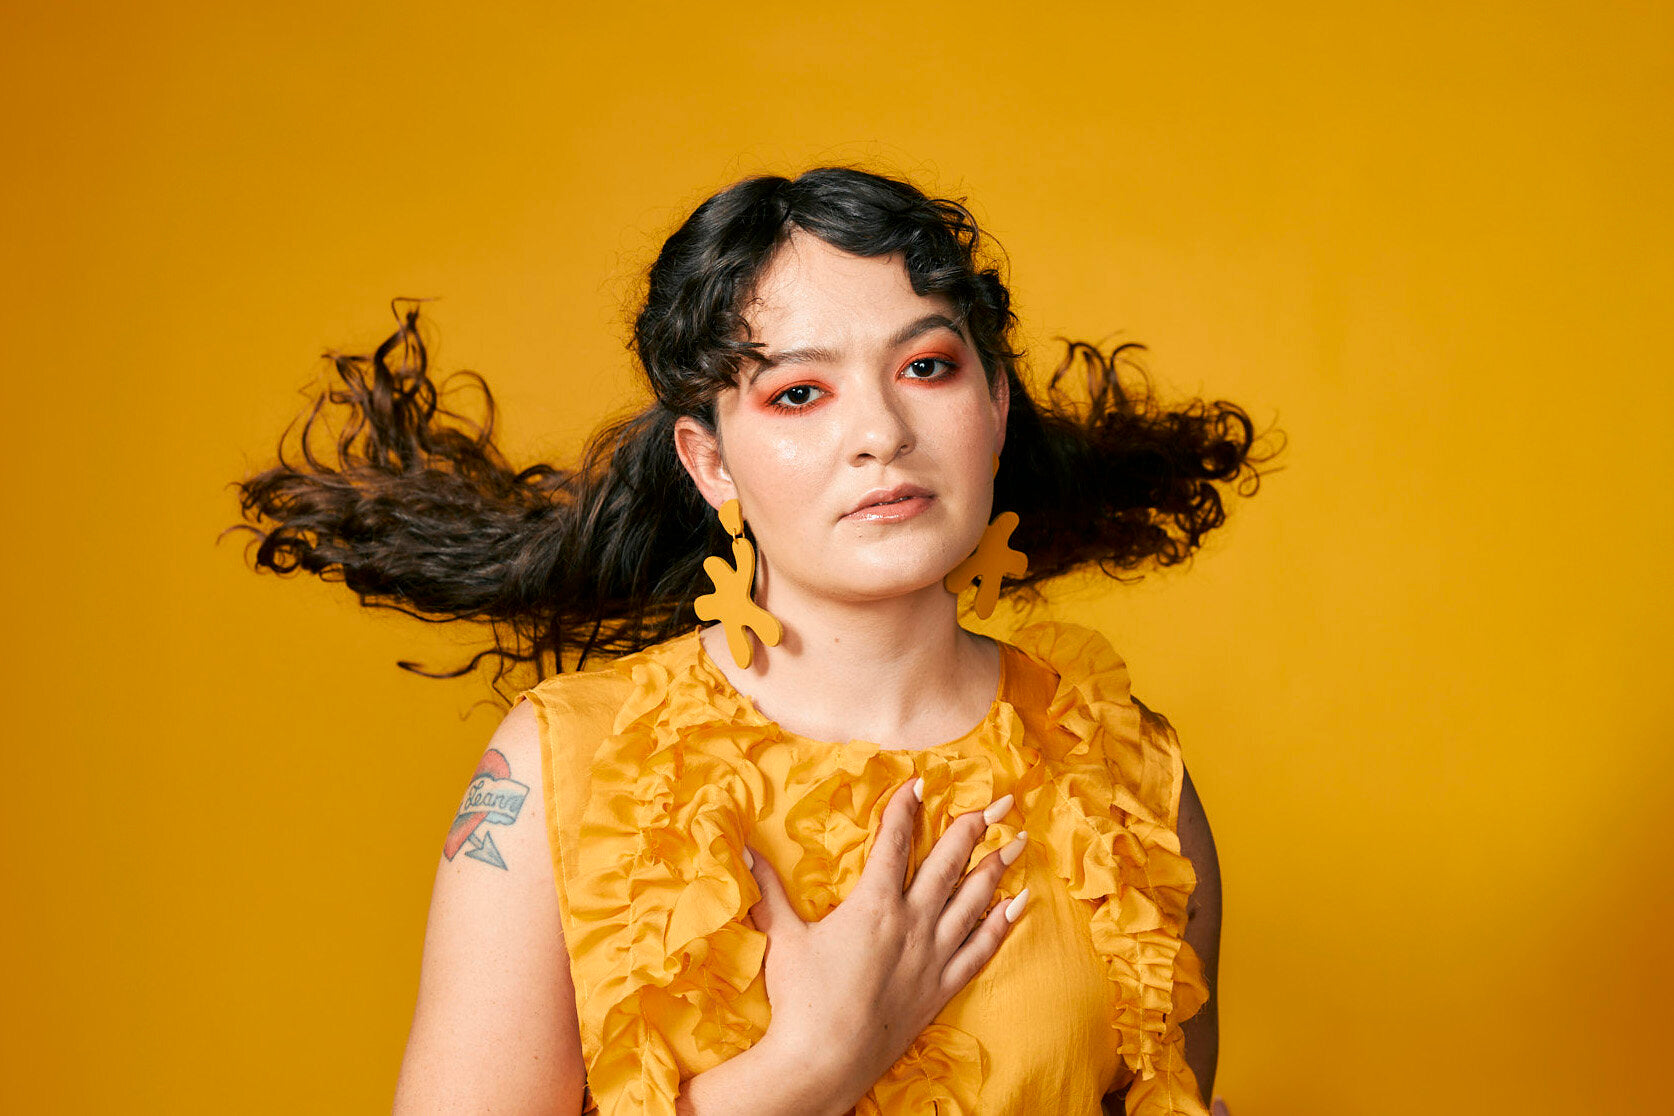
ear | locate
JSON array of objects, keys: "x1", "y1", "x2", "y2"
[
  {"x1": 673, "y1": 415, "x2": 735, "y2": 511},
  {"x1": 991, "y1": 368, "x2": 1011, "y2": 455}
]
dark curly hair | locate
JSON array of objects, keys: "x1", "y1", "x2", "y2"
[{"x1": 232, "y1": 166, "x2": 1280, "y2": 683}]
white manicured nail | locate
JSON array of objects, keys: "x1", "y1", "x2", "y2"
[
  {"x1": 1004, "y1": 888, "x2": 1031, "y2": 922},
  {"x1": 743, "y1": 848, "x2": 754, "y2": 870},
  {"x1": 1000, "y1": 831, "x2": 1028, "y2": 866},
  {"x1": 913, "y1": 777, "x2": 925, "y2": 802},
  {"x1": 982, "y1": 793, "x2": 1014, "y2": 826}
]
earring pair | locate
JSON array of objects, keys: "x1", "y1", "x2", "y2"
[{"x1": 696, "y1": 472, "x2": 1029, "y2": 669}]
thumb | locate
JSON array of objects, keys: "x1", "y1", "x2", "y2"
[
  {"x1": 1211, "y1": 1098, "x2": 1231, "y2": 1116},
  {"x1": 744, "y1": 845, "x2": 797, "y2": 934}
]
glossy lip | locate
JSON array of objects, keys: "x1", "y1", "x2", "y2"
[{"x1": 841, "y1": 483, "x2": 934, "y2": 522}]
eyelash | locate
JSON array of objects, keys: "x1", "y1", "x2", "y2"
[
  {"x1": 903, "y1": 356, "x2": 958, "y2": 380},
  {"x1": 765, "y1": 356, "x2": 960, "y2": 412}
]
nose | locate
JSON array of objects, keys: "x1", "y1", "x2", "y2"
[{"x1": 847, "y1": 380, "x2": 916, "y2": 466}]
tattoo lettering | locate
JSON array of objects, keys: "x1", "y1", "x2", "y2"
[{"x1": 442, "y1": 748, "x2": 529, "y2": 870}]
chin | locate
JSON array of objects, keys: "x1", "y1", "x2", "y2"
[{"x1": 828, "y1": 554, "x2": 961, "y2": 603}]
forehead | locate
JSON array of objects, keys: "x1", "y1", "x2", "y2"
[{"x1": 743, "y1": 231, "x2": 954, "y2": 345}]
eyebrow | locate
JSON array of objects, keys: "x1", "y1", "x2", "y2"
[{"x1": 746, "y1": 313, "x2": 966, "y2": 384}]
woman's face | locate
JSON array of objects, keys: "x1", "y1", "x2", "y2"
[{"x1": 676, "y1": 231, "x2": 1009, "y2": 610}]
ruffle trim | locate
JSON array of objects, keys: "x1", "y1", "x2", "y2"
[
  {"x1": 1004, "y1": 622, "x2": 1203, "y2": 1087},
  {"x1": 568, "y1": 651, "x2": 775, "y2": 1115},
  {"x1": 562, "y1": 622, "x2": 1205, "y2": 1115}
]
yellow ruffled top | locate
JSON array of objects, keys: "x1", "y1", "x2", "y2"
[{"x1": 520, "y1": 621, "x2": 1208, "y2": 1116}]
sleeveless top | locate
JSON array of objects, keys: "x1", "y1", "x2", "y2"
[{"x1": 519, "y1": 621, "x2": 1209, "y2": 1116}]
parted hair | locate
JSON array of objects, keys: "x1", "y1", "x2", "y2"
[{"x1": 233, "y1": 167, "x2": 1277, "y2": 682}]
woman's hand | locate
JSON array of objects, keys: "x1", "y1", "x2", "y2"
[{"x1": 742, "y1": 776, "x2": 1028, "y2": 1110}]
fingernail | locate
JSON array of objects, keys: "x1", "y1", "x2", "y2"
[
  {"x1": 982, "y1": 793, "x2": 1014, "y2": 826},
  {"x1": 1004, "y1": 887, "x2": 1031, "y2": 922},
  {"x1": 913, "y1": 777, "x2": 925, "y2": 802},
  {"x1": 999, "y1": 831, "x2": 1028, "y2": 866},
  {"x1": 743, "y1": 848, "x2": 755, "y2": 870}
]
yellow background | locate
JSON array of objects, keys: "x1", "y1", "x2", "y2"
[{"x1": 3, "y1": 2, "x2": 1669, "y2": 1112}]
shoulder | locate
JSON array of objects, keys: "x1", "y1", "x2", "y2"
[
  {"x1": 1001, "y1": 620, "x2": 1134, "y2": 734},
  {"x1": 513, "y1": 651, "x2": 653, "y2": 778},
  {"x1": 482, "y1": 698, "x2": 542, "y2": 775},
  {"x1": 519, "y1": 657, "x2": 638, "y2": 729},
  {"x1": 1007, "y1": 621, "x2": 1192, "y2": 819},
  {"x1": 1005, "y1": 619, "x2": 1129, "y2": 681},
  {"x1": 518, "y1": 633, "x2": 697, "y2": 741}
]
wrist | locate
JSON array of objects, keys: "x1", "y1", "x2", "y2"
[
  {"x1": 676, "y1": 1026, "x2": 861, "y2": 1116},
  {"x1": 751, "y1": 1025, "x2": 864, "y2": 1116}
]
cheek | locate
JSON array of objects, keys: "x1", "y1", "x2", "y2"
[
  {"x1": 761, "y1": 430, "x2": 824, "y2": 473},
  {"x1": 926, "y1": 393, "x2": 1002, "y2": 466},
  {"x1": 730, "y1": 429, "x2": 835, "y2": 527}
]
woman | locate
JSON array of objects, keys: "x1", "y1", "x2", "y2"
[{"x1": 237, "y1": 167, "x2": 1268, "y2": 1114}]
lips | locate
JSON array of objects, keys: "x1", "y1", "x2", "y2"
[{"x1": 843, "y1": 484, "x2": 933, "y2": 519}]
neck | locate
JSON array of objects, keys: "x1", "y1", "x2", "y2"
[{"x1": 701, "y1": 581, "x2": 1001, "y2": 750}]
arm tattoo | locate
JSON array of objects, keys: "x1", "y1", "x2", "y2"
[{"x1": 442, "y1": 748, "x2": 529, "y2": 870}]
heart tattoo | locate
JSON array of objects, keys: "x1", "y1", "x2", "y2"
[{"x1": 443, "y1": 748, "x2": 530, "y2": 870}]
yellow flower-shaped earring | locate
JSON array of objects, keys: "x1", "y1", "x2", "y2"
[
  {"x1": 943, "y1": 455, "x2": 1029, "y2": 620},
  {"x1": 694, "y1": 498, "x2": 783, "y2": 669}
]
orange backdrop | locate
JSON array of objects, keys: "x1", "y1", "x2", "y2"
[{"x1": 3, "y1": 2, "x2": 1669, "y2": 1112}]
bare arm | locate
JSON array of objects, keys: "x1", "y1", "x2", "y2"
[
  {"x1": 1177, "y1": 763, "x2": 1222, "y2": 1107},
  {"x1": 393, "y1": 701, "x2": 586, "y2": 1114}
]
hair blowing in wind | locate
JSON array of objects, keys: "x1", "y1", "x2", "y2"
[{"x1": 231, "y1": 168, "x2": 1280, "y2": 683}]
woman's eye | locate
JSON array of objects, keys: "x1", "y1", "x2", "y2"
[
  {"x1": 904, "y1": 357, "x2": 955, "y2": 379},
  {"x1": 770, "y1": 384, "x2": 822, "y2": 408}
]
